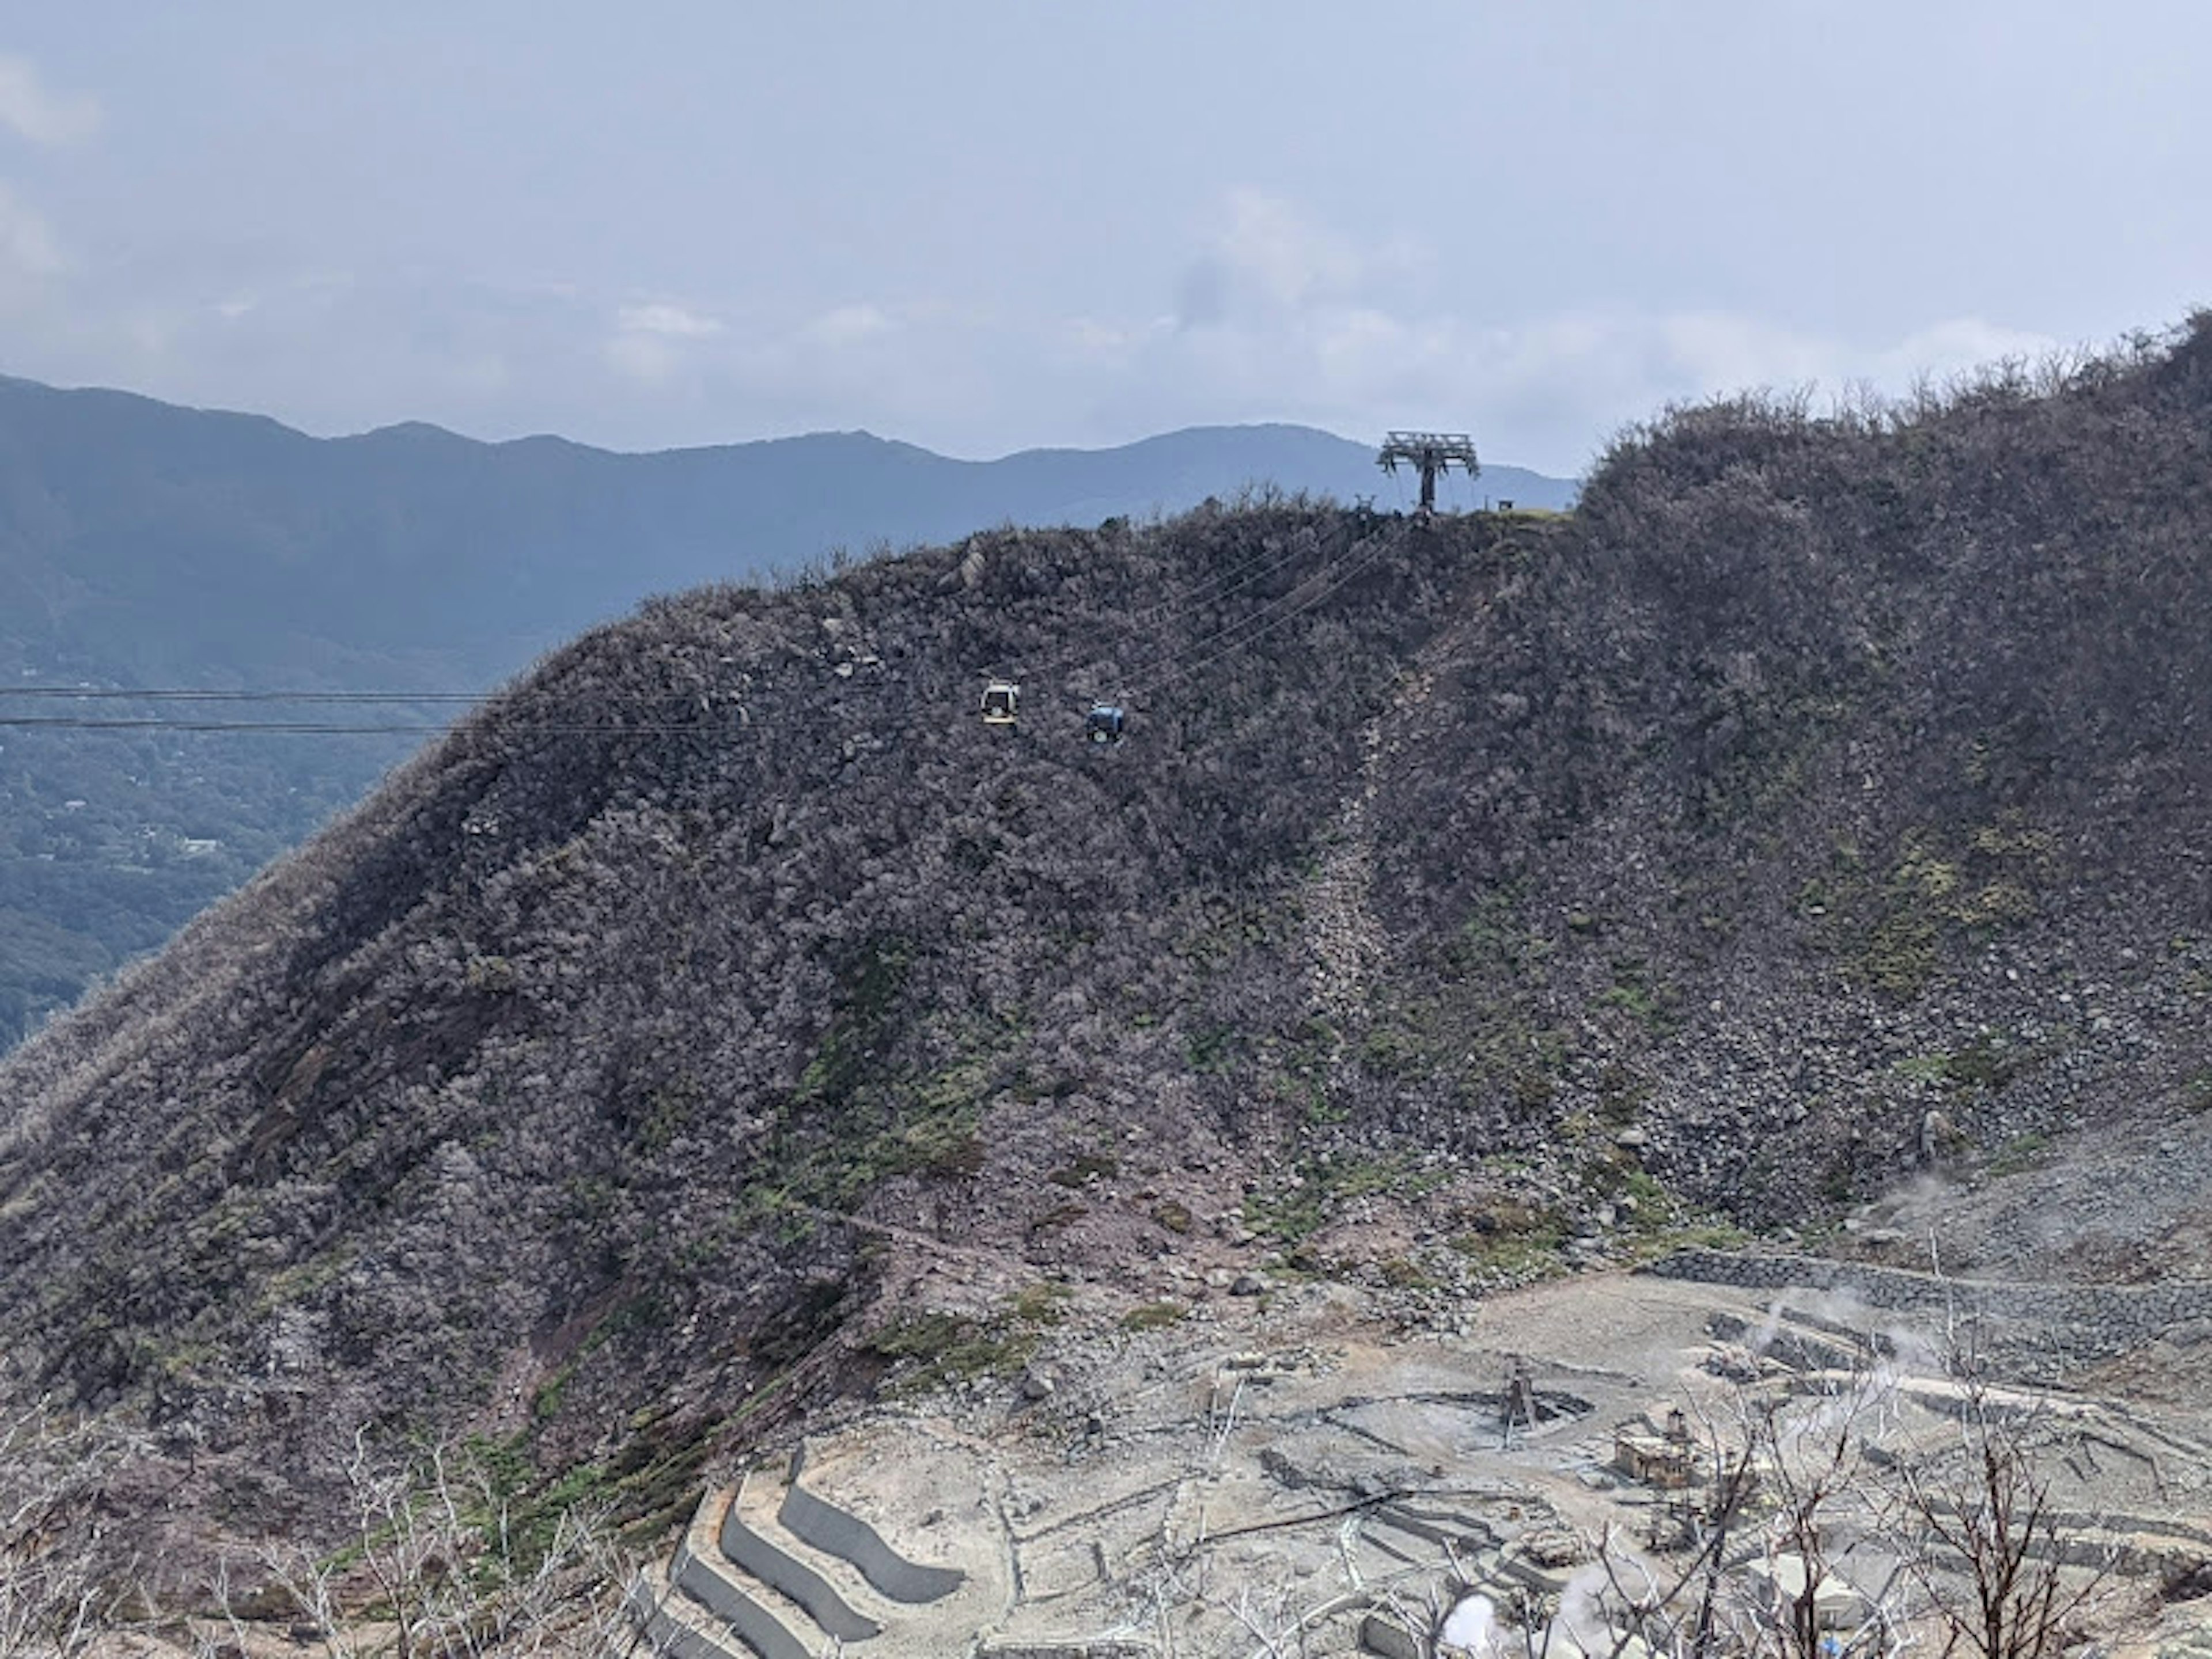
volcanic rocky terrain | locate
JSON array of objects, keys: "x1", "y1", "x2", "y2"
[{"x1": 7, "y1": 320, "x2": 2212, "y2": 1650}]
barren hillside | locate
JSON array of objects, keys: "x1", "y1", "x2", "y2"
[{"x1": 6, "y1": 317, "x2": 2212, "y2": 1584}]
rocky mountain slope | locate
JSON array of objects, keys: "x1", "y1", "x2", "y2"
[
  {"x1": 0, "y1": 373, "x2": 1574, "y2": 1050},
  {"x1": 5, "y1": 317, "x2": 2212, "y2": 1582}
]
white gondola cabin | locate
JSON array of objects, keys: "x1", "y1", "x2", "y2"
[{"x1": 981, "y1": 680, "x2": 1020, "y2": 725}]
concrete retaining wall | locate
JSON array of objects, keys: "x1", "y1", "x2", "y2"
[
  {"x1": 639, "y1": 1600, "x2": 743, "y2": 1659},
  {"x1": 671, "y1": 1541, "x2": 813, "y2": 1659},
  {"x1": 627, "y1": 1570, "x2": 747, "y2": 1659},
  {"x1": 719, "y1": 1501, "x2": 881, "y2": 1641},
  {"x1": 779, "y1": 1449, "x2": 964, "y2": 1605}
]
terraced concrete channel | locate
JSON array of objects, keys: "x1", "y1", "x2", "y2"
[
  {"x1": 622, "y1": 1267, "x2": 2212, "y2": 1658},
  {"x1": 620, "y1": 1369, "x2": 1603, "y2": 1658},
  {"x1": 622, "y1": 1451, "x2": 976, "y2": 1659}
]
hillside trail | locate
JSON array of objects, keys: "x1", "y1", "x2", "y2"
[{"x1": 1304, "y1": 659, "x2": 1438, "y2": 1022}]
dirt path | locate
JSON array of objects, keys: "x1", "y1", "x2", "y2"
[{"x1": 1305, "y1": 662, "x2": 1438, "y2": 1020}]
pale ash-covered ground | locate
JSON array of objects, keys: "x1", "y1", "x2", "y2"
[
  {"x1": 710, "y1": 1266, "x2": 2211, "y2": 1658},
  {"x1": 608, "y1": 1106, "x2": 2212, "y2": 1659}
]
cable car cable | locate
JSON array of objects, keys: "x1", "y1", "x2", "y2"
[
  {"x1": 963, "y1": 527, "x2": 1336, "y2": 732},
  {"x1": 1124, "y1": 528, "x2": 1400, "y2": 701},
  {"x1": 0, "y1": 687, "x2": 493, "y2": 703},
  {"x1": 9, "y1": 509, "x2": 1411, "y2": 738},
  {"x1": 0, "y1": 715, "x2": 730, "y2": 734},
  {"x1": 1118, "y1": 525, "x2": 1327, "y2": 632},
  {"x1": 1116, "y1": 521, "x2": 1384, "y2": 696},
  {"x1": 1105, "y1": 525, "x2": 1351, "y2": 688}
]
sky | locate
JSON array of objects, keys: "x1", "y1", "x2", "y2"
[{"x1": 2, "y1": 3, "x2": 2208, "y2": 477}]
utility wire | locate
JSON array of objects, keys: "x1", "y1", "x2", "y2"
[
  {"x1": 0, "y1": 713, "x2": 725, "y2": 736},
  {"x1": 0, "y1": 687, "x2": 725, "y2": 734},
  {"x1": 1101, "y1": 525, "x2": 1357, "y2": 695},
  {"x1": 1, "y1": 687, "x2": 491, "y2": 703},
  {"x1": 7, "y1": 514, "x2": 1412, "y2": 733},
  {"x1": 1122, "y1": 525, "x2": 1395, "y2": 700},
  {"x1": 1131, "y1": 537, "x2": 1397, "y2": 702},
  {"x1": 1119, "y1": 526, "x2": 1325, "y2": 632}
]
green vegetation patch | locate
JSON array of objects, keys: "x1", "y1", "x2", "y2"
[
  {"x1": 366, "y1": 1407, "x2": 722, "y2": 1586},
  {"x1": 867, "y1": 1312, "x2": 1029, "y2": 1392},
  {"x1": 1812, "y1": 821, "x2": 2058, "y2": 1001},
  {"x1": 1890, "y1": 1032, "x2": 2055, "y2": 1098},
  {"x1": 745, "y1": 950, "x2": 1018, "y2": 1216},
  {"x1": 790, "y1": 938, "x2": 912, "y2": 1113},
  {"x1": 1151, "y1": 1199, "x2": 1194, "y2": 1234},
  {"x1": 1120, "y1": 1300, "x2": 1189, "y2": 1333},
  {"x1": 2185, "y1": 1071, "x2": 2212, "y2": 1115},
  {"x1": 1449, "y1": 1199, "x2": 1566, "y2": 1280},
  {"x1": 1008, "y1": 1280, "x2": 1074, "y2": 1324},
  {"x1": 1621, "y1": 1213, "x2": 1752, "y2": 1263},
  {"x1": 1598, "y1": 957, "x2": 1679, "y2": 1036},
  {"x1": 251, "y1": 1243, "x2": 356, "y2": 1318},
  {"x1": 1987, "y1": 1130, "x2": 2054, "y2": 1176},
  {"x1": 1243, "y1": 1149, "x2": 1443, "y2": 1245},
  {"x1": 862, "y1": 1279, "x2": 1069, "y2": 1399},
  {"x1": 1048, "y1": 1150, "x2": 1120, "y2": 1188},
  {"x1": 1426, "y1": 888, "x2": 1573, "y2": 1115}
]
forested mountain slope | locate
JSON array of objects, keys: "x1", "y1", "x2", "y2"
[
  {"x1": 5, "y1": 318, "x2": 2212, "y2": 1573},
  {"x1": 0, "y1": 374, "x2": 1573, "y2": 1048}
]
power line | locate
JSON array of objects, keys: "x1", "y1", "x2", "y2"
[
  {"x1": 996, "y1": 516, "x2": 1401, "y2": 725},
  {"x1": 1107, "y1": 522, "x2": 1373, "y2": 694},
  {"x1": 0, "y1": 716, "x2": 444, "y2": 733},
  {"x1": 1, "y1": 687, "x2": 491, "y2": 704},
  {"x1": 1120, "y1": 527, "x2": 1324, "y2": 632},
  {"x1": 7, "y1": 514, "x2": 1416, "y2": 737},
  {"x1": 0, "y1": 714, "x2": 728, "y2": 736},
  {"x1": 0, "y1": 687, "x2": 728, "y2": 734},
  {"x1": 1130, "y1": 528, "x2": 1399, "y2": 700}
]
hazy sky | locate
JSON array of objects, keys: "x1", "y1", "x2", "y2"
[{"x1": 3, "y1": 4, "x2": 2207, "y2": 475}]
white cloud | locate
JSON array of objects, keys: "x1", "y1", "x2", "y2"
[
  {"x1": 801, "y1": 302, "x2": 893, "y2": 347},
  {"x1": 603, "y1": 330, "x2": 675, "y2": 385},
  {"x1": 0, "y1": 166, "x2": 2076, "y2": 479},
  {"x1": 1020, "y1": 194, "x2": 2082, "y2": 471},
  {"x1": 616, "y1": 301, "x2": 724, "y2": 338},
  {"x1": 1178, "y1": 189, "x2": 1426, "y2": 329},
  {"x1": 1652, "y1": 310, "x2": 1836, "y2": 392},
  {"x1": 0, "y1": 54, "x2": 100, "y2": 147},
  {"x1": 0, "y1": 180, "x2": 62, "y2": 292},
  {"x1": 1869, "y1": 316, "x2": 2060, "y2": 385},
  {"x1": 1212, "y1": 188, "x2": 1365, "y2": 310},
  {"x1": 604, "y1": 300, "x2": 728, "y2": 386}
]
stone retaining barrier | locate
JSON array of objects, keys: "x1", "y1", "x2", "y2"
[
  {"x1": 719, "y1": 1495, "x2": 882, "y2": 1642},
  {"x1": 670, "y1": 1541, "x2": 810, "y2": 1659},
  {"x1": 781, "y1": 1446, "x2": 965, "y2": 1604},
  {"x1": 1647, "y1": 1251, "x2": 2212, "y2": 1368},
  {"x1": 627, "y1": 1569, "x2": 746, "y2": 1659}
]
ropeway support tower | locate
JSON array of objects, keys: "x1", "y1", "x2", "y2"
[{"x1": 1378, "y1": 430, "x2": 1479, "y2": 513}]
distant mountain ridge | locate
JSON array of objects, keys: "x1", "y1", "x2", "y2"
[
  {"x1": 0, "y1": 373, "x2": 1576, "y2": 1046},
  {"x1": 0, "y1": 375, "x2": 1574, "y2": 684}
]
